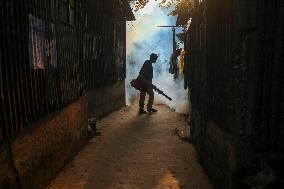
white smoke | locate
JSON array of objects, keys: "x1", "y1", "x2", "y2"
[
  {"x1": 153, "y1": 72, "x2": 189, "y2": 114},
  {"x1": 125, "y1": 0, "x2": 189, "y2": 114}
]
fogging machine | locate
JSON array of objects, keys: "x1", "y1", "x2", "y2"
[{"x1": 130, "y1": 76, "x2": 172, "y2": 101}]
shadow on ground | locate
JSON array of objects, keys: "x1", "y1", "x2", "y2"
[{"x1": 47, "y1": 103, "x2": 213, "y2": 189}]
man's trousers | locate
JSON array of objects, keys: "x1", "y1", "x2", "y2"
[{"x1": 139, "y1": 87, "x2": 154, "y2": 110}]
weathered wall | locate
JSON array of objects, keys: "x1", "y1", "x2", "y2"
[
  {"x1": 87, "y1": 80, "x2": 125, "y2": 118},
  {"x1": 191, "y1": 110, "x2": 257, "y2": 189},
  {"x1": 0, "y1": 96, "x2": 88, "y2": 189},
  {"x1": 83, "y1": 0, "x2": 128, "y2": 89},
  {"x1": 183, "y1": 0, "x2": 284, "y2": 188},
  {"x1": 0, "y1": 0, "x2": 132, "y2": 188},
  {"x1": 0, "y1": 142, "x2": 20, "y2": 189},
  {"x1": 83, "y1": 0, "x2": 128, "y2": 119}
]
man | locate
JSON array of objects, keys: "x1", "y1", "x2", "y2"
[{"x1": 138, "y1": 53, "x2": 158, "y2": 114}]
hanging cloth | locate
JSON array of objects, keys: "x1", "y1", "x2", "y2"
[{"x1": 179, "y1": 49, "x2": 185, "y2": 74}]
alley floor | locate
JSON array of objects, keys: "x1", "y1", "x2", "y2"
[{"x1": 47, "y1": 103, "x2": 214, "y2": 189}]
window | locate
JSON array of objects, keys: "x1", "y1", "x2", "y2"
[{"x1": 59, "y1": 0, "x2": 75, "y2": 25}]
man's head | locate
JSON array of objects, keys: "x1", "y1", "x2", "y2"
[{"x1": 150, "y1": 53, "x2": 158, "y2": 63}]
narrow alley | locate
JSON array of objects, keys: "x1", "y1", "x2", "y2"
[
  {"x1": 1, "y1": 0, "x2": 283, "y2": 189},
  {"x1": 47, "y1": 103, "x2": 213, "y2": 189}
]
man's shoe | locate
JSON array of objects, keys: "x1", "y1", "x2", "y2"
[
  {"x1": 147, "y1": 108, "x2": 158, "y2": 113},
  {"x1": 138, "y1": 109, "x2": 147, "y2": 114}
]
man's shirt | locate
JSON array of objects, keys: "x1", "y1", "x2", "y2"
[{"x1": 139, "y1": 60, "x2": 153, "y2": 82}]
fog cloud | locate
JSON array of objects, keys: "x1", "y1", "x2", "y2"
[{"x1": 126, "y1": 1, "x2": 189, "y2": 114}]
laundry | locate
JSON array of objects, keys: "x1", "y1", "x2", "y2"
[
  {"x1": 179, "y1": 49, "x2": 185, "y2": 74},
  {"x1": 168, "y1": 48, "x2": 182, "y2": 77}
]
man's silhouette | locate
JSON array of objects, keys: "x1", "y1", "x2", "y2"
[{"x1": 138, "y1": 53, "x2": 158, "y2": 114}]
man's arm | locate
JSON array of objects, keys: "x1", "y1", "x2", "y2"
[
  {"x1": 138, "y1": 74, "x2": 153, "y2": 87},
  {"x1": 138, "y1": 75, "x2": 172, "y2": 101}
]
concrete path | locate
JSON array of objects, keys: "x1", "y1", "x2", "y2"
[{"x1": 47, "y1": 104, "x2": 214, "y2": 189}]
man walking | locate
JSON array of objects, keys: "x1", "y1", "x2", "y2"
[{"x1": 138, "y1": 53, "x2": 158, "y2": 114}]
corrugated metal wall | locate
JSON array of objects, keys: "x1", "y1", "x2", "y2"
[
  {"x1": 0, "y1": 0, "x2": 128, "y2": 143},
  {"x1": 0, "y1": 0, "x2": 85, "y2": 143},
  {"x1": 252, "y1": 0, "x2": 284, "y2": 153},
  {"x1": 183, "y1": 0, "x2": 284, "y2": 187},
  {"x1": 83, "y1": 0, "x2": 126, "y2": 89},
  {"x1": 185, "y1": 0, "x2": 284, "y2": 155}
]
